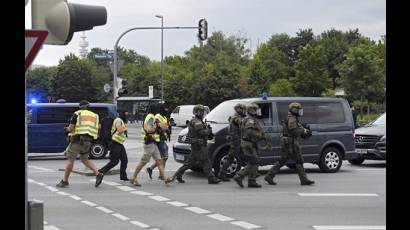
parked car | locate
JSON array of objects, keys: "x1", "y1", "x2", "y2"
[
  {"x1": 170, "y1": 105, "x2": 210, "y2": 127},
  {"x1": 27, "y1": 102, "x2": 117, "y2": 159},
  {"x1": 349, "y1": 112, "x2": 386, "y2": 165},
  {"x1": 173, "y1": 97, "x2": 357, "y2": 176}
]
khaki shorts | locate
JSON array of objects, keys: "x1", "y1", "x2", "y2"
[
  {"x1": 64, "y1": 141, "x2": 91, "y2": 161},
  {"x1": 141, "y1": 143, "x2": 162, "y2": 163}
]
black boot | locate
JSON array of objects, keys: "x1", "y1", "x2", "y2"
[
  {"x1": 301, "y1": 180, "x2": 315, "y2": 186},
  {"x1": 248, "y1": 179, "x2": 262, "y2": 188},
  {"x1": 208, "y1": 176, "x2": 221, "y2": 184},
  {"x1": 233, "y1": 174, "x2": 244, "y2": 188},
  {"x1": 264, "y1": 175, "x2": 277, "y2": 185},
  {"x1": 218, "y1": 171, "x2": 230, "y2": 181}
]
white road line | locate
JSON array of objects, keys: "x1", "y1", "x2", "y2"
[
  {"x1": 28, "y1": 165, "x2": 55, "y2": 172},
  {"x1": 45, "y1": 186, "x2": 59, "y2": 192},
  {"x1": 131, "y1": 191, "x2": 153, "y2": 196},
  {"x1": 44, "y1": 225, "x2": 61, "y2": 230},
  {"x1": 103, "y1": 181, "x2": 122, "y2": 186},
  {"x1": 56, "y1": 191, "x2": 70, "y2": 196},
  {"x1": 70, "y1": 195, "x2": 82, "y2": 201},
  {"x1": 167, "y1": 201, "x2": 188, "y2": 207},
  {"x1": 96, "y1": 206, "x2": 114, "y2": 214},
  {"x1": 112, "y1": 213, "x2": 130, "y2": 221},
  {"x1": 313, "y1": 226, "x2": 386, "y2": 230},
  {"x1": 81, "y1": 200, "x2": 97, "y2": 207},
  {"x1": 130, "y1": 220, "x2": 150, "y2": 228},
  {"x1": 117, "y1": 186, "x2": 136, "y2": 192},
  {"x1": 37, "y1": 182, "x2": 46, "y2": 186},
  {"x1": 230, "y1": 221, "x2": 261, "y2": 229},
  {"x1": 207, "y1": 213, "x2": 235, "y2": 221},
  {"x1": 148, "y1": 195, "x2": 171, "y2": 202},
  {"x1": 184, "y1": 206, "x2": 211, "y2": 214},
  {"x1": 298, "y1": 193, "x2": 379, "y2": 197},
  {"x1": 28, "y1": 179, "x2": 35, "y2": 183}
]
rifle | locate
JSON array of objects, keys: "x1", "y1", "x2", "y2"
[{"x1": 301, "y1": 123, "x2": 312, "y2": 138}]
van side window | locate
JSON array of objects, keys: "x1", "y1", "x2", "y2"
[
  {"x1": 316, "y1": 102, "x2": 345, "y2": 123},
  {"x1": 172, "y1": 107, "x2": 180, "y2": 114},
  {"x1": 256, "y1": 103, "x2": 273, "y2": 126},
  {"x1": 36, "y1": 107, "x2": 74, "y2": 124},
  {"x1": 277, "y1": 102, "x2": 316, "y2": 124}
]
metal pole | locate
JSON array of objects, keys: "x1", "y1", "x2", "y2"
[
  {"x1": 160, "y1": 17, "x2": 164, "y2": 101},
  {"x1": 25, "y1": 74, "x2": 28, "y2": 230}
]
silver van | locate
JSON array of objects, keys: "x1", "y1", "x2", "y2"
[{"x1": 173, "y1": 97, "x2": 357, "y2": 176}]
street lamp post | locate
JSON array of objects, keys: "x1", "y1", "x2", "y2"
[{"x1": 155, "y1": 15, "x2": 164, "y2": 102}]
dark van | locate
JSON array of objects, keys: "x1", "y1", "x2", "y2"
[
  {"x1": 27, "y1": 103, "x2": 117, "y2": 159},
  {"x1": 173, "y1": 97, "x2": 357, "y2": 176}
]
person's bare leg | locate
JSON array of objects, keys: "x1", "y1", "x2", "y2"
[
  {"x1": 156, "y1": 159, "x2": 165, "y2": 177},
  {"x1": 132, "y1": 162, "x2": 146, "y2": 180},
  {"x1": 63, "y1": 159, "x2": 75, "y2": 182},
  {"x1": 81, "y1": 159, "x2": 100, "y2": 175}
]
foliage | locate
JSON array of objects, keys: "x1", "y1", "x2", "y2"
[{"x1": 268, "y1": 79, "x2": 295, "y2": 96}]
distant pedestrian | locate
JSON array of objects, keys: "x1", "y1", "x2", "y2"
[
  {"x1": 56, "y1": 100, "x2": 104, "y2": 188},
  {"x1": 98, "y1": 110, "x2": 129, "y2": 181}
]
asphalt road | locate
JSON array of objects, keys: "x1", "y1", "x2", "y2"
[{"x1": 28, "y1": 124, "x2": 386, "y2": 230}]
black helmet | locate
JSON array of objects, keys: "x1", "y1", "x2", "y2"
[
  {"x1": 193, "y1": 104, "x2": 205, "y2": 118},
  {"x1": 79, "y1": 100, "x2": 90, "y2": 109}
]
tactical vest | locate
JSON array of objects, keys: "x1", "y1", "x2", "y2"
[
  {"x1": 187, "y1": 118, "x2": 207, "y2": 145},
  {"x1": 111, "y1": 117, "x2": 126, "y2": 144},
  {"x1": 141, "y1": 113, "x2": 160, "y2": 142},
  {"x1": 228, "y1": 114, "x2": 242, "y2": 141},
  {"x1": 68, "y1": 109, "x2": 99, "y2": 140}
]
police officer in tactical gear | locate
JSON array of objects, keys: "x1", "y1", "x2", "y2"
[
  {"x1": 264, "y1": 102, "x2": 315, "y2": 186},
  {"x1": 233, "y1": 103, "x2": 265, "y2": 188},
  {"x1": 166, "y1": 104, "x2": 221, "y2": 184},
  {"x1": 218, "y1": 103, "x2": 246, "y2": 181}
]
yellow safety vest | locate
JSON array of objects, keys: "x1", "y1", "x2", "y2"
[
  {"x1": 141, "y1": 113, "x2": 160, "y2": 142},
  {"x1": 154, "y1": 113, "x2": 169, "y2": 130},
  {"x1": 68, "y1": 109, "x2": 99, "y2": 140},
  {"x1": 111, "y1": 117, "x2": 126, "y2": 144}
]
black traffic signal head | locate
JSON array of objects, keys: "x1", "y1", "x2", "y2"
[{"x1": 198, "y1": 19, "x2": 208, "y2": 41}]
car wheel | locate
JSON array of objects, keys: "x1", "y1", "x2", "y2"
[
  {"x1": 214, "y1": 151, "x2": 241, "y2": 178},
  {"x1": 348, "y1": 157, "x2": 365, "y2": 165},
  {"x1": 286, "y1": 163, "x2": 296, "y2": 169},
  {"x1": 319, "y1": 147, "x2": 343, "y2": 173},
  {"x1": 89, "y1": 141, "x2": 108, "y2": 159}
]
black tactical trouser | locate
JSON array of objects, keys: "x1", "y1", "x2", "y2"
[
  {"x1": 220, "y1": 139, "x2": 242, "y2": 174},
  {"x1": 174, "y1": 144, "x2": 214, "y2": 178},
  {"x1": 236, "y1": 140, "x2": 259, "y2": 180},
  {"x1": 267, "y1": 137, "x2": 309, "y2": 182},
  {"x1": 99, "y1": 141, "x2": 128, "y2": 180}
]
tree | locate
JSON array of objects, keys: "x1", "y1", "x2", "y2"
[
  {"x1": 52, "y1": 54, "x2": 102, "y2": 102},
  {"x1": 338, "y1": 42, "x2": 385, "y2": 103},
  {"x1": 291, "y1": 44, "x2": 331, "y2": 96},
  {"x1": 269, "y1": 79, "x2": 295, "y2": 96},
  {"x1": 26, "y1": 66, "x2": 57, "y2": 102}
]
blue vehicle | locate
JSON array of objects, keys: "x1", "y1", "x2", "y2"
[{"x1": 27, "y1": 102, "x2": 117, "y2": 159}]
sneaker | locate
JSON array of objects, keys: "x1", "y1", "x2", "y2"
[
  {"x1": 158, "y1": 175, "x2": 165, "y2": 180},
  {"x1": 233, "y1": 175, "x2": 244, "y2": 188},
  {"x1": 95, "y1": 173, "x2": 104, "y2": 187},
  {"x1": 56, "y1": 180, "x2": 69, "y2": 188},
  {"x1": 146, "y1": 167, "x2": 153, "y2": 180},
  {"x1": 130, "y1": 179, "x2": 141, "y2": 187},
  {"x1": 264, "y1": 175, "x2": 277, "y2": 185},
  {"x1": 301, "y1": 180, "x2": 315, "y2": 186},
  {"x1": 165, "y1": 177, "x2": 175, "y2": 184},
  {"x1": 176, "y1": 177, "x2": 185, "y2": 183}
]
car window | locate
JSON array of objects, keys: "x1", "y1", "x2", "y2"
[
  {"x1": 316, "y1": 102, "x2": 345, "y2": 123},
  {"x1": 205, "y1": 101, "x2": 247, "y2": 124},
  {"x1": 36, "y1": 107, "x2": 75, "y2": 124},
  {"x1": 277, "y1": 102, "x2": 316, "y2": 123},
  {"x1": 172, "y1": 107, "x2": 180, "y2": 114},
  {"x1": 256, "y1": 103, "x2": 273, "y2": 126}
]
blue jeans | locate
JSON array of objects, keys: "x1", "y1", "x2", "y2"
[{"x1": 157, "y1": 140, "x2": 168, "y2": 160}]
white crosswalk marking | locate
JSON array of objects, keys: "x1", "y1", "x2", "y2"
[
  {"x1": 184, "y1": 206, "x2": 211, "y2": 214},
  {"x1": 96, "y1": 206, "x2": 113, "y2": 214},
  {"x1": 117, "y1": 186, "x2": 136, "y2": 191},
  {"x1": 81, "y1": 201, "x2": 97, "y2": 207},
  {"x1": 148, "y1": 195, "x2": 171, "y2": 202},
  {"x1": 130, "y1": 220, "x2": 150, "y2": 228},
  {"x1": 207, "y1": 213, "x2": 235, "y2": 221},
  {"x1": 230, "y1": 221, "x2": 261, "y2": 229},
  {"x1": 167, "y1": 201, "x2": 188, "y2": 207},
  {"x1": 112, "y1": 213, "x2": 130, "y2": 221}
]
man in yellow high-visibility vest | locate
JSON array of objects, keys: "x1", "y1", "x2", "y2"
[
  {"x1": 99, "y1": 110, "x2": 129, "y2": 181},
  {"x1": 56, "y1": 100, "x2": 104, "y2": 188}
]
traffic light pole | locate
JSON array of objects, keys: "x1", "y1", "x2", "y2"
[{"x1": 113, "y1": 26, "x2": 197, "y2": 104}]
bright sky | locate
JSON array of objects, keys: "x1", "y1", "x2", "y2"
[{"x1": 25, "y1": 0, "x2": 386, "y2": 67}]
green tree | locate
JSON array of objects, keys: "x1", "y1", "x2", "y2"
[
  {"x1": 338, "y1": 42, "x2": 385, "y2": 103},
  {"x1": 26, "y1": 66, "x2": 57, "y2": 102},
  {"x1": 292, "y1": 44, "x2": 331, "y2": 96},
  {"x1": 52, "y1": 54, "x2": 102, "y2": 102},
  {"x1": 269, "y1": 79, "x2": 295, "y2": 96}
]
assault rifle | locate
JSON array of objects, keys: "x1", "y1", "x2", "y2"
[{"x1": 301, "y1": 123, "x2": 312, "y2": 138}]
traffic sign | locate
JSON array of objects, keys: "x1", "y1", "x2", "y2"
[{"x1": 25, "y1": 30, "x2": 48, "y2": 73}]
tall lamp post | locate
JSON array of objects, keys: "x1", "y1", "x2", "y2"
[{"x1": 155, "y1": 14, "x2": 164, "y2": 102}]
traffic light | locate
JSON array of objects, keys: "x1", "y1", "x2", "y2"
[
  {"x1": 198, "y1": 19, "x2": 208, "y2": 41},
  {"x1": 31, "y1": 0, "x2": 107, "y2": 45},
  {"x1": 117, "y1": 78, "x2": 128, "y2": 96}
]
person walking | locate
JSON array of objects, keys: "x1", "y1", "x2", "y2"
[
  {"x1": 56, "y1": 100, "x2": 104, "y2": 188},
  {"x1": 165, "y1": 104, "x2": 221, "y2": 185},
  {"x1": 218, "y1": 103, "x2": 246, "y2": 181},
  {"x1": 264, "y1": 102, "x2": 315, "y2": 186},
  {"x1": 130, "y1": 104, "x2": 167, "y2": 186},
  {"x1": 98, "y1": 110, "x2": 129, "y2": 181}
]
